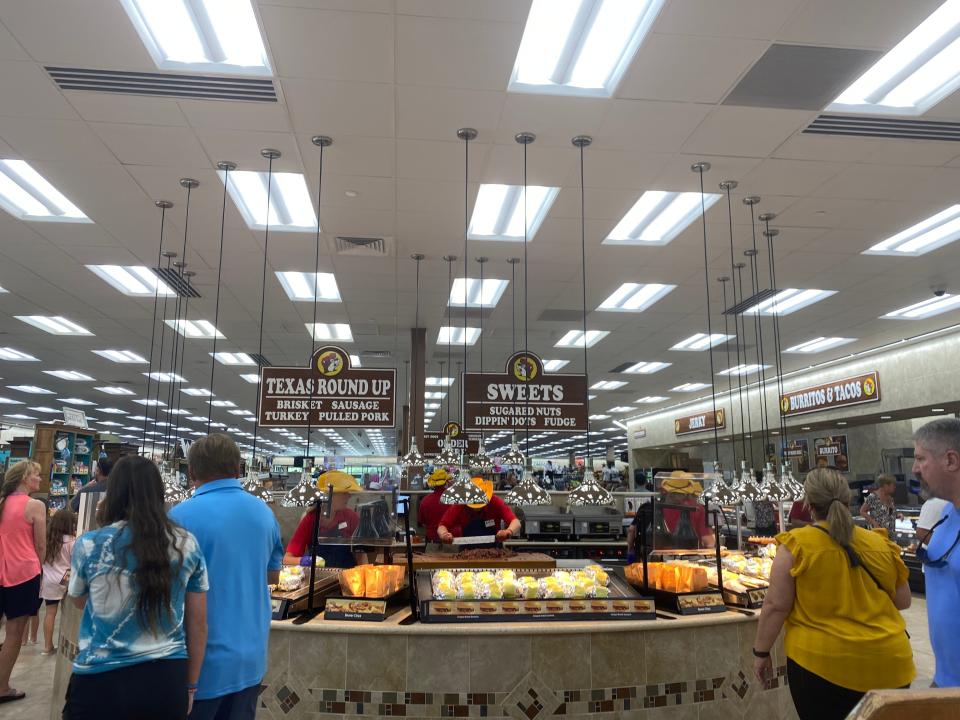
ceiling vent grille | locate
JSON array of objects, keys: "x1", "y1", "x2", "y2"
[
  {"x1": 46, "y1": 67, "x2": 277, "y2": 102},
  {"x1": 153, "y1": 267, "x2": 201, "y2": 298},
  {"x1": 804, "y1": 114, "x2": 960, "y2": 142},
  {"x1": 334, "y1": 236, "x2": 388, "y2": 255}
]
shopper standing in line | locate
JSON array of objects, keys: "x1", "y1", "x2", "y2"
[
  {"x1": 0, "y1": 460, "x2": 45, "y2": 706},
  {"x1": 752, "y1": 468, "x2": 914, "y2": 720},
  {"x1": 39, "y1": 508, "x2": 76, "y2": 655},
  {"x1": 63, "y1": 455, "x2": 208, "y2": 720},
  {"x1": 171, "y1": 434, "x2": 284, "y2": 720},
  {"x1": 860, "y1": 474, "x2": 897, "y2": 535},
  {"x1": 916, "y1": 489, "x2": 950, "y2": 547},
  {"x1": 913, "y1": 418, "x2": 960, "y2": 687},
  {"x1": 69, "y1": 458, "x2": 114, "y2": 513}
]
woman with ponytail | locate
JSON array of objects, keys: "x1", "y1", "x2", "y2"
[
  {"x1": 752, "y1": 468, "x2": 914, "y2": 720},
  {"x1": 62, "y1": 456, "x2": 208, "y2": 720}
]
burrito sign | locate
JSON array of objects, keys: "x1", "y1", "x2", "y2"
[
  {"x1": 779, "y1": 371, "x2": 880, "y2": 417},
  {"x1": 462, "y1": 351, "x2": 588, "y2": 432},
  {"x1": 258, "y1": 346, "x2": 395, "y2": 427}
]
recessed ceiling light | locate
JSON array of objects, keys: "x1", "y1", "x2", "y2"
[
  {"x1": 4, "y1": 413, "x2": 36, "y2": 420},
  {"x1": 864, "y1": 205, "x2": 960, "y2": 256},
  {"x1": 467, "y1": 185, "x2": 559, "y2": 242},
  {"x1": 43, "y1": 370, "x2": 95, "y2": 381},
  {"x1": 718, "y1": 364, "x2": 771, "y2": 377},
  {"x1": 275, "y1": 271, "x2": 340, "y2": 302},
  {"x1": 784, "y1": 337, "x2": 857, "y2": 354},
  {"x1": 28, "y1": 406, "x2": 61, "y2": 413},
  {"x1": 622, "y1": 361, "x2": 671, "y2": 374},
  {"x1": 222, "y1": 171, "x2": 316, "y2": 232},
  {"x1": 589, "y1": 414, "x2": 610, "y2": 420},
  {"x1": 7, "y1": 385, "x2": 54, "y2": 395},
  {"x1": 879, "y1": 416, "x2": 891, "y2": 420},
  {"x1": 436, "y1": 327, "x2": 481, "y2": 346},
  {"x1": 671, "y1": 382, "x2": 710, "y2": 392},
  {"x1": 590, "y1": 380, "x2": 627, "y2": 390},
  {"x1": 95, "y1": 386, "x2": 136, "y2": 396},
  {"x1": 636, "y1": 395, "x2": 669, "y2": 403},
  {"x1": 670, "y1": 333, "x2": 733, "y2": 351},
  {"x1": 883, "y1": 294, "x2": 960, "y2": 319},
  {"x1": 165, "y1": 319, "x2": 224, "y2": 339},
  {"x1": 92, "y1": 349, "x2": 148, "y2": 364},
  {"x1": 743, "y1": 289, "x2": 836, "y2": 316},
  {"x1": 510, "y1": 0, "x2": 665, "y2": 97},
  {"x1": 448, "y1": 278, "x2": 509, "y2": 308},
  {"x1": 0, "y1": 160, "x2": 90, "y2": 222},
  {"x1": 305, "y1": 323, "x2": 353, "y2": 342},
  {"x1": 133, "y1": 398, "x2": 165, "y2": 406},
  {"x1": 542, "y1": 359, "x2": 570, "y2": 371},
  {"x1": 801, "y1": 426, "x2": 812, "y2": 430},
  {"x1": 0, "y1": 396, "x2": 25, "y2": 404},
  {"x1": 120, "y1": 0, "x2": 271, "y2": 76},
  {"x1": 555, "y1": 330, "x2": 609, "y2": 348},
  {"x1": 829, "y1": 0, "x2": 960, "y2": 116},
  {"x1": 144, "y1": 372, "x2": 185, "y2": 382},
  {"x1": 16, "y1": 315, "x2": 93, "y2": 336},
  {"x1": 424, "y1": 391, "x2": 446, "y2": 400},
  {"x1": 59, "y1": 398, "x2": 95, "y2": 406},
  {"x1": 86, "y1": 265, "x2": 175, "y2": 297},
  {"x1": 932, "y1": 408, "x2": 946, "y2": 412},
  {"x1": 100, "y1": 408, "x2": 131, "y2": 415},
  {"x1": 597, "y1": 282, "x2": 676, "y2": 312},
  {"x1": 0, "y1": 347, "x2": 39, "y2": 362},
  {"x1": 837, "y1": 421, "x2": 847, "y2": 426},
  {"x1": 608, "y1": 406, "x2": 637, "y2": 413},
  {"x1": 604, "y1": 191, "x2": 721, "y2": 246},
  {"x1": 425, "y1": 377, "x2": 454, "y2": 387},
  {"x1": 208, "y1": 400, "x2": 236, "y2": 408},
  {"x1": 181, "y1": 387, "x2": 213, "y2": 397},
  {"x1": 239, "y1": 374, "x2": 260, "y2": 384},
  {"x1": 210, "y1": 352, "x2": 255, "y2": 366}
]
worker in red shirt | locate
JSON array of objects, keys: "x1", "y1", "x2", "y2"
[
  {"x1": 437, "y1": 478, "x2": 521, "y2": 547},
  {"x1": 418, "y1": 468, "x2": 451, "y2": 543},
  {"x1": 283, "y1": 470, "x2": 367, "y2": 568}
]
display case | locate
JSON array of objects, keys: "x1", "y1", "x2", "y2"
[{"x1": 32, "y1": 423, "x2": 97, "y2": 512}]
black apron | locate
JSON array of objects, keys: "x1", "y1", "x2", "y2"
[
  {"x1": 314, "y1": 514, "x2": 356, "y2": 569},
  {"x1": 462, "y1": 510, "x2": 499, "y2": 549}
]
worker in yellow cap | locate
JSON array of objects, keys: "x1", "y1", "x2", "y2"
[
  {"x1": 282, "y1": 470, "x2": 367, "y2": 568},
  {"x1": 418, "y1": 468, "x2": 451, "y2": 544},
  {"x1": 660, "y1": 471, "x2": 714, "y2": 549},
  {"x1": 437, "y1": 478, "x2": 521, "y2": 547}
]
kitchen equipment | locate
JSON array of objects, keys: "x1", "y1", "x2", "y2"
[
  {"x1": 523, "y1": 506, "x2": 574, "y2": 539},
  {"x1": 571, "y1": 506, "x2": 624, "y2": 539}
]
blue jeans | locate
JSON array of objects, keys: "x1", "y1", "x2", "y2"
[{"x1": 189, "y1": 684, "x2": 260, "y2": 720}]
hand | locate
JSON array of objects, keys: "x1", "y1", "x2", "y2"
[
  {"x1": 626, "y1": 552, "x2": 637, "y2": 564},
  {"x1": 299, "y1": 555, "x2": 314, "y2": 567},
  {"x1": 187, "y1": 690, "x2": 195, "y2": 715},
  {"x1": 495, "y1": 529, "x2": 512, "y2": 542},
  {"x1": 753, "y1": 655, "x2": 772, "y2": 684},
  {"x1": 439, "y1": 530, "x2": 454, "y2": 544}
]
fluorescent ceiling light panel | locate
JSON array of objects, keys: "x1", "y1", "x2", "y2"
[
  {"x1": 86, "y1": 265, "x2": 175, "y2": 297},
  {"x1": 16, "y1": 315, "x2": 92, "y2": 336},
  {"x1": 4, "y1": 413, "x2": 35, "y2": 420},
  {"x1": 608, "y1": 406, "x2": 637, "y2": 413},
  {"x1": 95, "y1": 386, "x2": 136, "y2": 396},
  {"x1": 0, "y1": 160, "x2": 90, "y2": 223},
  {"x1": 92, "y1": 349, "x2": 147, "y2": 364},
  {"x1": 671, "y1": 382, "x2": 710, "y2": 392},
  {"x1": 0, "y1": 347, "x2": 39, "y2": 362},
  {"x1": 181, "y1": 387, "x2": 213, "y2": 396},
  {"x1": 555, "y1": 330, "x2": 609, "y2": 348},
  {"x1": 305, "y1": 323, "x2": 353, "y2": 342},
  {"x1": 275, "y1": 271, "x2": 340, "y2": 302},
  {"x1": 590, "y1": 380, "x2": 627, "y2": 390},
  {"x1": 29, "y1": 406, "x2": 61, "y2": 413},
  {"x1": 622, "y1": 361, "x2": 671, "y2": 374},
  {"x1": 0, "y1": 397, "x2": 24, "y2": 404},
  {"x1": 605, "y1": 191, "x2": 721, "y2": 246},
  {"x1": 210, "y1": 352, "x2": 255, "y2": 366},
  {"x1": 589, "y1": 414, "x2": 610, "y2": 420},
  {"x1": 743, "y1": 289, "x2": 836, "y2": 316},
  {"x1": 883, "y1": 293, "x2": 960, "y2": 319},
  {"x1": 784, "y1": 337, "x2": 857, "y2": 354},
  {"x1": 43, "y1": 370, "x2": 94, "y2": 381},
  {"x1": 436, "y1": 327, "x2": 481, "y2": 346},
  {"x1": 7, "y1": 385, "x2": 54, "y2": 394},
  {"x1": 636, "y1": 395, "x2": 669, "y2": 403},
  {"x1": 164, "y1": 408, "x2": 191, "y2": 416},
  {"x1": 165, "y1": 319, "x2": 224, "y2": 339},
  {"x1": 670, "y1": 333, "x2": 733, "y2": 351},
  {"x1": 425, "y1": 377, "x2": 454, "y2": 387},
  {"x1": 59, "y1": 397, "x2": 95, "y2": 406},
  {"x1": 510, "y1": 0, "x2": 664, "y2": 97},
  {"x1": 134, "y1": 398, "x2": 165, "y2": 406},
  {"x1": 448, "y1": 278, "x2": 509, "y2": 308},
  {"x1": 864, "y1": 205, "x2": 960, "y2": 256},
  {"x1": 144, "y1": 372, "x2": 185, "y2": 382},
  {"x1": 103, "y1": 408, "x2": 131, "y2": 415},
  {"x1": 208, "y1": 400, "x2": 236, "y2": 407},
  {"x1": 424, "y1": 402, "x2": 441, "y2": 409},
  {"x1": 239, "y1": 374, "x2": 260, "y2": 384},
  {"x1": 543, "y1": 359, "x2": 569, "y2": 371},
  {"x1": 828, "y1": 0, "x2": 960, "y2": 116},
  {"x1": 467, "y1": 185, "x2": 559, "y2": 242},
  {"x1": 424, "y1": 391, "x2": 446, "y2": 400},
  {"x1": 120, "y1": 0, "x2": 271, "y2": 76},
  {"x1": 222, "y1": 171, "x2": 316, "y2": 232},
  {"x1": 349, "y1": 355, "x2": 361, "y2": 368},
  {"x1": 597, "y1": 282, "x2": 676, "y2": 311},
  {"x1": 718, "y1": 364, "x2": 771, "y2": 377}
]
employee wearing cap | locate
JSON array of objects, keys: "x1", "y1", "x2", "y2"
[
  {"x1": 437, "y1": 478, "x2": 521, "y2": 547},
  {"x1": 418, "y1": 468, "x2": 451, "y2": 544},
  {"x1": 661, "y1": 472, "x2": 716, "y2": 549},
  {"x1": 283, "y1": 470, "x2": 367, "y2": 568}
]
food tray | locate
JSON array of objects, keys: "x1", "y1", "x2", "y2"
[
  {"x1": 412, "y1": 551, "x2": 556, "y2": 569},
  {"x1": 270, "y1": 568, "x2": 342, "y2": 619}
]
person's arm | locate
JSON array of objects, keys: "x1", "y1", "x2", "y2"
[
  {"x1": 752, "y1": 546, "x2": 796, "y2": 681},
  {"x1": 184, "y1": 591, "x2": 207, "y2": 715},
  {"x1": 67, "y1": 535, "x2": 88, "y2": 608},
  {"x1": 283, "y1": 513, "x2": 312, "y2": 565},
  {"x1": 860, "y1": 499, "x2": 879, "y2": 527},
  {"x1": 893, "y1": 582, "x2": 911, "y2": 610},
  {"x1": 28, "y1": 498, "x2": 46, "y2": 563},
  {"x1": 496, "y1": 518, "x2": 522, "y2": 541},
  {"x1": 437, "y1": 506, "x2": 460, "y2": 543},
  {"x1": 268, "y1": 520, "x2": 284, "y2": 584}
]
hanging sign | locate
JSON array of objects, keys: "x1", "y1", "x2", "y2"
[
  {"x1": 779, "y1": 371, "x2": 880, "y2": 417},
  {"x1": 423, "y1": 421, "x2": 481, "y2": 455},
  {"x1": 62, "y1": 407, "x2": 88, "y2": 429},
  {"x1": 461, "y1": 352, "x2": 588, "y2": 432},
  {"x1": 258, "y1": 346, "x2": 395, "y2": 428},
  {"x1": 782, "y1": 438, "x2": 810, "y2": 474},
  {"x1": 814, "y1": 435, "x2": 849, "y2": 472},
  {"x1": 674, "y1": 408, "x2": 726, "y2": 436}
]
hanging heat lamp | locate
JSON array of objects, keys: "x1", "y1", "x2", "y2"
[
  {"x1": 400, "y1": 253, "x2": 426, "y2": 468},
  {"x1": 280, "y1": 475, "x2": 326, "y2": 507},
  {"x1": 504, "y1": 470, "x2": 552, "y2": 507},
  {"x1": 440, "y1": 473, "x2": 489, "y2": 506},
  {"x1": 468, "y1": 255, "x2": 494, "y2": 473}
]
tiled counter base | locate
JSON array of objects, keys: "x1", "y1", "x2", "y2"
[{"x1": 259, "y1": 611, "x2": 797, "y2": 720}]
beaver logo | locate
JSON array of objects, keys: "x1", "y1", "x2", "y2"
[
  {"x1": 512, "y1": 355, "x2": 539, "y2": 382},
  {"x1": 674, "y1": 419, "x2": 681, "y2": 433},
  {"x1": 780, "y1": 396, "x2": 791, "y2": 414},
  {"x1": 444, "y1": 421, "x2": 461, "y2": 439},
  {"x1": 316, "y1": 350, "x2": 344, "y2": 377},
  {"x1": 716, "y1": 409, "x2": 725, "y2": 427},
  {"x1": 863, "y1": 376, "x2": 876, "y2": 397}
]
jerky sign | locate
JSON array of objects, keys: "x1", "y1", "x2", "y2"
[
  {"x1": 674, "y1": 409, "x2": 726, "y2": 436},
  {"x1": 258, "y1": 346, "x2": 395, "y2": 428},
  {"x1": 779, "y1": 371, "x2": 880, "y2": 417},
  {"x1": 462, "y1": 352, "x2": 587, "y2": 432}
]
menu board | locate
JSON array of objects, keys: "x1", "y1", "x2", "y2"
[
  {"x1": 782, "y1": 438, "x2": 810, "y2": 474},
  {"x1": 814, "y1": 435, "x2": 849, "y2": 472}
]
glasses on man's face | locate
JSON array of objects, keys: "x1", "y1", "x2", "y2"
[{"x1": 917, "y1": 515, "x2": 960, "y2": 568}]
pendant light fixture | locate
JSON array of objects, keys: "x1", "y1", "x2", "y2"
[
  {"x1": 459, "y1": 127, "x2": 475, "y2": 424},
  {"x1": 440, "y1": 471, "x2": 489, "y2": 506},
  {"x1": 142, "y1": 199, "x2": 172, "y2": 452},
  {"x1": 163, "y1": 478, "x2": 188, "y2": 504},
  {"x1": 734, "y1": 261, "x2": 755, "y2": 464},
  {"x1": 207, "y1": 161, "x2": 236, "y2": 432},
  {"x1": 744, "y1": 196, "x2": 772, "y2": 459},
  {"x1": 280, "y1": 474, "x2": 326, "y2": 507},
  {"x1": 717, "y1": 276, "x2": 738, "y2": 470},
  {"x1": 469, "y1": 256, "x2": 494, "y2": 473},
  {"x1": 149, "y1": 248, "x2": 177, "y2": 458},
  {"x1": 169, "y1": 269, "x2": 195, "y2": 446},
  {"x1": 400, "y1": 254, "x2": 426, "y2": 468}
]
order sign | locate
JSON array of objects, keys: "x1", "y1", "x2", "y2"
[
  {"x1": 780, "y1": 371, "x2": 880, "y2": 417},
  {"x1": 258, "y1": 346, "x2": 395, "y2": 428},
  {"x1": 462, "y1": 352, "x2": 587, "y2": 432}
]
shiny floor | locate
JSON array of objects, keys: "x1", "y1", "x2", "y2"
[{"x1": 1, "y1": 597, "x2": 939, "y2": 720}]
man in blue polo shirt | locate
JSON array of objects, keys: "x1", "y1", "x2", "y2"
[{"x1": 172, "y1": 433, "x2": 284, "y2": 719}]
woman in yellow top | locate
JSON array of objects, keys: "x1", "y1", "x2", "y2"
[{"x1": 752, "y1": 468, "x2": 914, "y2": 720}]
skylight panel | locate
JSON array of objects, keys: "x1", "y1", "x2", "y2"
[
  {"x1": 436, "y1": 327, "x2": 481, "y2": 346},
  {"x1": 883, "y1": 294, "x2": 960, "y2": 319},
  {"x1": 783, "y1": 337, "x2": 856, "y2": 354},
  {"x1": 828, "y1": 0, "x2": 960, "y2": 116},
  {"x1": 16, "y1": 315, "x2": 92, "y2": 336},
  {"x1": 222, "y1": 171, "x2": 316, "y2": 232},
  {"x1": 555, "y1": 330, "x2": 609, "y2": 348},
  {"x1": 120, "y1": 0, "x2": 271, "y2": 76},
  {"x1": 210, "y1": 352, "x2": 255, "y2": 366},
  {"x1": 510, "y1": 0, "x2": 665, "y2": 97},
  {"x1": 671, "y1": 382, "x2": 710, "y2": 392},
  {"x1": 670, "y1": 333, "x2": 733, "y2": 351},
  {"x1": 275, "y1": 271, "x2": 340, "y2": 302},
  {"x1": 0, "y1": 347, "x2": 38, "y2": 361},
  {"x1": 92, "y1": 349, "x2": 148, "y2": 364},
  {"x1": 448, "y1": 278, "x2": 509, "y2": 308},
  {"x1": 0, "y1": 160, "x2": 90, "y2": 223},
  {"x1": 86, "y1": 265, "x2": 175, "y2": 297},
  {"x1": 305, "y1": 323, "x2": 353, "y2": 342},
  {"x1": 165, "y1": 319, "x2": 224, "y2": 339},
  {"x1": 543, "y1": 359, "x2": 569, "y2": 371},
  {"x1": 864, "y1": 205, "x2": 960, "y2": 256},
  {"x1": 467, "y1": 185, "x2": 559, "y2": 242},
  {"x1": 597, "y1": 282, "x2": 676, "y2": 311},
  {"x1": 622, "y1": 361, "x2": 671, "y2": 374},
  {"x1": 604, "y1": 191, "x2": 721, "y2": 246},
  {"x1": 44, "y1": 370, "x2": 94, "y2": 381},
  {"x1": 743, "y1": 289, "x2": 836, "y2": 316}
]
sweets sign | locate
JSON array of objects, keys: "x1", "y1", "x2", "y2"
[
  {"x1": 674, "y1": 409, "x2": 726, "y2": 436},
  {"x1": 461, "y1": 352, "x2": 588, "y2": 432},
  {"x1": 779, "y1": 371, "x2": 880, "y2": 417},
  {"x1": 258, "y1": 346, "x2": 395, "y2": 428}
]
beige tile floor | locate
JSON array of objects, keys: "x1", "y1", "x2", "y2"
[{"x1": 0, "y1": 597, "x2": 940, "y2": 720}]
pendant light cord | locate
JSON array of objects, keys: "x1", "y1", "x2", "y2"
[
  {"x1": 719, "y1": 278, "x2": 737, "y2": 470},
  {"x1": 251, "y1": 152, "x2": 277, "y2": 467},
  {"x1": 765, "y1": 220, "x2": 788, "y2": 446},
  {"x1": 207, "y1": 165, "x2": 232, "y2": 431},
  {"x1": 463, "y1": 136, "x2": 469, "y2": 429},
  {"x1": 522, "y1": 139, "x2": 531, "y2": 467},
  {"x1": 695, "y1": 165, "x2": 721, "y2": 462},
  {"x1": 578, "y1": 140, "x2": 590, "y2": 472},
  {"x1": 143, "y1": 203, "x2": 168, "y2": 451},
  {"x1": 735, "y1": 264, "x2": 755, "y2": 464},
  {"x1": 412, "y1": 255, "x2": 422, "y2": 453},
  {"x1": 150, "y1": 252, "x2": 175, "y2": 457},
  {"x1": 747, "y1": 201, "x2": 771, "y2": 461},
  {"x1": 170, "y1": 277, "x2": 192, "y2": 446},
  {"x1": 723, "y1": 184, "x2": 747, "y2": 463},
  {"x1": 446, "y1": 258, "x2": 453, "y2": 425},
  {"x1": 306, "y1": 140, "x2": 328, "y2": 459}
]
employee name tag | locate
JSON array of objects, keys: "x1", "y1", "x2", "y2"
[
  {"x1": 338, "y1": 522, "x2": 348, "y2": 530},
  {"x1": 484, "y1": 519, "x2": 495, "y2": 528}
]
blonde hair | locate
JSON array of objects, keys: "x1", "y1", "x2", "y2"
[
  {"x1": 0, "y1": 460, "x2": 41, "y2": 518},
  {"x1": 804, "y1": 468, "x2": 853, "y2": 547},
  {"x1": 876, "y1": 473, "x2": 896, "y2": 489}
]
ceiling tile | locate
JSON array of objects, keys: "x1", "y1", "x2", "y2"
[
  {"x1": 654, "y1": 0, "x2": 805, "y2": 39},
  {"x1": 192, "y1": 129, "x2": 304, "y2": 172},
  {"x1": 295, "y1": 134, "x2": 395, "y2": 178},
  {"x1": 494, "y1": 94, "x2": 611, "y2": 146},
  {"x1": 397, "y1": 85, "x2": 505, "y2": 141},
  {"x1": 282, "y1": 77, "x2": 395, "y2": 137},
  {"x1": 776, "y1": 0, "x2": 943, "y2": 49},
  {"x1": 177, "y1": 99, "x2": 291, "y2": 133},
  {"x1": 64, "y1": 91, "x2": 188, "y2": 126},
  {"x1": 0, "y1": 62, "x2": 77, "y2": 119},
  {"x1": 0, "y1": 116, "x2": 116, "y2": 164},
  {"x1": 396, "y1": 0, "x2": 530, "y2": 22},
  {"x1": 739, "y1": 157, "x2": 846, "y2": 196},
  {"x1": 596, "y1": 100, "x2": 710, "y2": 152},
  {"x1": 682, "y1": 105, "x2": 812, "y2": 157},
  {"x1": 479, "y1": 142, "x2": 577, "y2": 187},
  {"x1": 90, "y1": 123, "x2": 208, "y2": 168}
]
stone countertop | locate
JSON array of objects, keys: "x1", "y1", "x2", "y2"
[{"x1": 271, "y1": 605, "x2": 758, "y2": 636}]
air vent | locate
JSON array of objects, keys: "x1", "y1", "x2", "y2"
[
  {"x1": 153, "y1": 267, "x2": 201, "y2": 298},
  {"x1": 250, "y1": 354, "x2": 271, "y2": 367},
  {"x1": 335, "y1": 236, "x2": 388, "y2": 255},
  {"x1": 724, "y1": 288, "x2": 778, "y2": 315},
  {"x1": 804, "y1": 115, "x2": 960, "y2": 142},
  {"x1": 46, "y1": 67, "x2": 277, "y2": 102}
]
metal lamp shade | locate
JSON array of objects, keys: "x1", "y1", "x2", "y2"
[
  {"x1": 163, "y1": 480, "x2": 188, "y2": 504},
  {"x1": 502, "y1": 440, "x2": 526, "y2": 468},
  {"x1": 737, "y1": 470, "x2": 765, "y2": 503},
  {"x1": 567, "y1": 478, "x2": 614, "y2": 507},
  {"x1": 703, "y1": 476, "x2": 737, "y2": 505},
  {"x1": 400, "y1": 436, "x2": 426, "y2": 468},
  {"x1": 780, "y1": 468, "x2": 804, "y2": 501},
  {"x1": 504, "y1": 475, "x2": 552, "y2": 507},
  {"x1": 436, "y1": 445, "x2": 461, "y2": 468},
  {"x1": 280, "y1": 477, "x2": 326, "y2": 507},
  {"x1": 469, "y1": 442, "x2": 494, "y2": 472},
  {"x1": 440, "y1": 476, "x2": 489, "y2": 506}
]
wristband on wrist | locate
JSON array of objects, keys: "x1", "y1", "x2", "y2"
[
  {"x1": 751, "y1": 648, "x2": 770, "y2": 658},
  {"x1": 186, "y1": 683, "x2": 199, "y2": 690}
]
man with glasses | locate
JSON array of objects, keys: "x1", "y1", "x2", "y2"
[{"x1": 913, "y1": 418, "x2": 960, "y2": 687}]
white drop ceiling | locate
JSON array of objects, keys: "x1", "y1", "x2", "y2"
[{"x1": 1, "y1": 1, "x2": 960, "y2": 458}]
